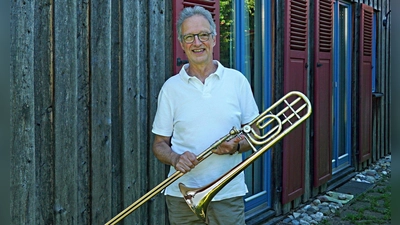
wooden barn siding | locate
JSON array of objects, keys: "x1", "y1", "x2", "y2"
[
  {"x1": 272, "y1": 0, "x2": 285, "y2": 216},
  {"x1": 11, "y1": 1, "x2": 171, "y2": 224},
  {"x1": 374, "y1": 0, "x2": 391, "y2": 161},
  {"x1": 148, "y1": 1, "x2": 173, "y2": 222},
  {"x1": 11, "y1": 0, "x2": 36, "y2": 224},
  {"x1": 274, "y1": 0, "x2": 391, "y2": 217}
]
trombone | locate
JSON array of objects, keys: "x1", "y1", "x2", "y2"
[{"x1": 105, "y1": 91, "x2": 312, "y2": 225}]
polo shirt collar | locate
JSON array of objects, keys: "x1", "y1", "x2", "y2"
[{"x1": 179, "y1": 60, "x2": 224, "y2": 83}]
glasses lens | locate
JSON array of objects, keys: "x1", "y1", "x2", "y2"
[
  {"x1": 198, "y1": 33, "x2": 210, "y2": 42},
  {"x1": 183, "y1": 35, "x2": 194, "y2": 43}
]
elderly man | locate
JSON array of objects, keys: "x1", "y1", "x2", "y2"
[{"x1": 152, "y1": 5, "x2": 259, "y2": 225}]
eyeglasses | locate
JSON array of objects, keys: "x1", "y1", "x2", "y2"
[{"x1": 182, "y1": 32, "x2": 213, "y2": 44}]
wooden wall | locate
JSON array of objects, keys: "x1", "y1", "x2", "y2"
[
  {"x1": 369, "y1": 0, "x2": 391, "y2": 164},
  {"x1": 10, "y1": 0, "x2": 391, "y2": 224},
  {"x1": 11, "y1": 0, "x2": 172, "y2": 224}
]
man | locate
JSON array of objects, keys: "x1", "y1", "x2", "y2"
[{"x1": 152, "y1": 6, "x2": 260, "y2": 225}]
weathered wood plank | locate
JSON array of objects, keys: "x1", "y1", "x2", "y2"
[
  {"x1": 33, "y1": 0, "x2": 55, "y2": 224},
  {"x1": 377, "y1": 0, "x2": 385, "y2": 158},
  {"x1": 109, "y1": 0, "x2": 123, "y2": 220},
  {"x1": 372, "y1": 99, "x2": 378, "y2": 161},
  {"x1": 272, "y1": 0, "x2": 284, "y2": 215},
  {"x1": 376, "y1": 9, "x2": 380, "y2": 159},
  {"x1": 90, "y1": 1, "x2": 113, "y2": 223},
  {"x1": 293, "y1": 197, "x2": 301, "y2": 208},
  {"x1": 383, "y1": 0, "x2": 390, "y2": 156},
  {"x1": 148, "y1": 0, "x2": 171, "y2": 224},
  {"x1": 10, "y1": 1, "x2": 36, "y2": 224},
  {"x1": 352, "y1": 3, "x2": 361, "y2": 170},
  {"x1": 375, "y1": 0, "x2": 383, "y2": 159},
  {"x1": 382, "y1": 0, "x2": 387, "y2": 157},
  {"x1": 76, "y1": 0, "x2": 91, "y2": 224},
  {"x1": 53, "y1": 0, "x2": 79, "y2": 224},
  {"x1": 378, "y1": 1, "x2": 385, "y2": 158},
  {"x1": 120, "y1": 0, "x2": 150, "y2": 223}
]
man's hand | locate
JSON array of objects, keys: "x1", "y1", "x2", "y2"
[
  {"x1": 153, "y1": 135, "x2": 199, "y2": 173},
  {"x1": 212, "y1": 135, "x2": 243, "y2": 155},
  {"x1": 173, "y1": 151, "x2": 199, "y2": 173}
]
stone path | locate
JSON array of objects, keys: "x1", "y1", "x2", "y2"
[{"x1": 275, "y1": 155, "x2": 391, "y2": 225}]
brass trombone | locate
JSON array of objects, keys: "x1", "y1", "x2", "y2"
[{"x1": 105, "y1": 91, "x2": 312, "y2": 225}]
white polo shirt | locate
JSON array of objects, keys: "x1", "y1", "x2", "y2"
[{"x1": 152, "y1": 60, "x2": 259, "y2": 200}]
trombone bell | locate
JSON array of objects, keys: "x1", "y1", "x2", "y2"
[{"x1": 179, "y1": 183, "x2": 210, "y2": 222}]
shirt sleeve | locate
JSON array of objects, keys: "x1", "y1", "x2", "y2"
[{"x1": 152, "y1": 87, "x2": 174, "y2": 137}]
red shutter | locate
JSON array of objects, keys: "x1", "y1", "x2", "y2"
[
  {"x1": 172, "y1": 0, "x2": 220, "y2": 74},
  {"x1": 358, "y1": 4, "x2": 373, "y2": 162},
  {"x1": 313, "y1": 0, "x2": 333, "y2": 187},
  {"x1": 282, "y1": 0, "x2": 308, "y2": 204}
]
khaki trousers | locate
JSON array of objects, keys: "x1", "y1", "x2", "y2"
[{"x1": 165, "y1": 195, "x2": 246, "y2": 225}]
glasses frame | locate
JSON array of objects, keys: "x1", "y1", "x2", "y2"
[{"x1": 181, "y1": 32, "x2": 213, "y2": 44}]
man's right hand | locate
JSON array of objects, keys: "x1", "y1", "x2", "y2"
[{"x1": 173, "y1": 151, "x2": 198, "y2": 173}]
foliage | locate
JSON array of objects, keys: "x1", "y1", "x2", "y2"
[{"x1": 219, "y1": 0, "x2": 255, "y2": 68}]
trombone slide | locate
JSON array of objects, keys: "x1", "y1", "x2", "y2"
[{"x1": 105, "y1": 91, "x2": 312, "y2": 224}]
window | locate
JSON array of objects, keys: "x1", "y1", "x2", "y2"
[
  {"x1": 220, "y1": 0, "x2": 272, "y2": 211},
  {"x1": 332, "y1": 1, "x2": 352, "y2": 171}
]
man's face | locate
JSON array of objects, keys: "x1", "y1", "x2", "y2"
[{"x1": 180, "y1": 15, "x2": 215, "y2": 66}]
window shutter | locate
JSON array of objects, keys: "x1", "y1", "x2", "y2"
[
  {"x1": 282, "y1": 0, "x2": 308, "y2": 204},
  {"x1": 358, "y1": 4, "x2": 373, "y2": 162},
  {"x1": 313, "y1": 0, "x2": 333, "y2": 187},
  {"x1": 172, "y1": 0, "x2": 220, "y2": 74}
]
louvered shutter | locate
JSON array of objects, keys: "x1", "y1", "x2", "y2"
[
  {"x1": 358, "y1": 4, "x2": 373, "y2": 162},
  {"x1": 172, "y1": 0, "x2": 220, "y2": 74},
  {"x1": 282, "y1": 0, "x2": 308, "y2": 204},
  {"x1": 313, "y1": 0, "x2": 333, "y2": 187}
]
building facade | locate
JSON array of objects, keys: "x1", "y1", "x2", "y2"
[{"x1": 11, "y1": 0, "x2": 391, "y2": 224}]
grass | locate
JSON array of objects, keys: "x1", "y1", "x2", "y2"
[
  {"x1": 343, "y1": 174, "x2": 391, "y2": 224},
  {"x1": 321, "y1": 172, "x2": 391, "y2": 225}
]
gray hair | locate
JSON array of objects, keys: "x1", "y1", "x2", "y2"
[{"x1": 177, "y1": 6, "x2": 217, "y2": 42}]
